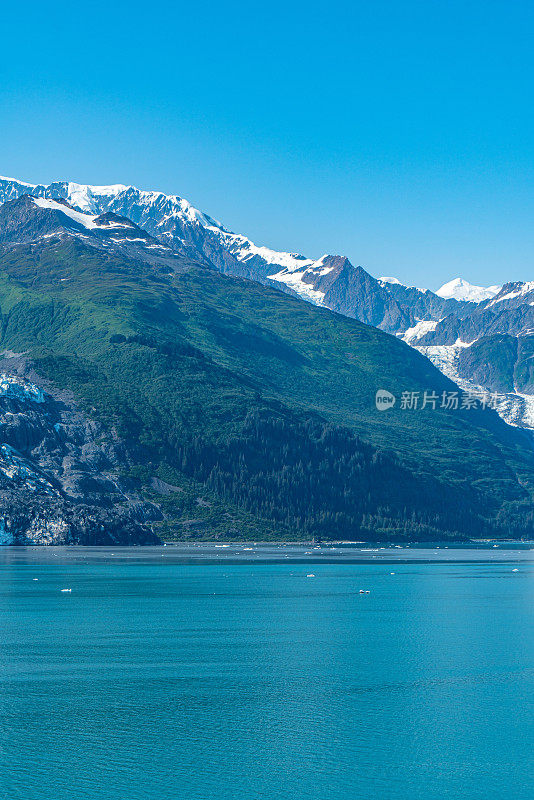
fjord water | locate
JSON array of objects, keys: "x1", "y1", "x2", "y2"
[{"x1": 1, "y1": 546, "x2": 533, "y2": 800}]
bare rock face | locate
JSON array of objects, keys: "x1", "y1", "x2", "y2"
[{"x1": 0, "y1": 359, "x2": 161, "y2": 545}]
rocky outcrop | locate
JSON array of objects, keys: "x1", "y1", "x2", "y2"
[{"x1": 0, "y1": 357, "x2": 161, "y2": 545}]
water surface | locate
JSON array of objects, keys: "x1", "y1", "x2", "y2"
[{"x1": 1, "y1": 544, "x2": 533, "y2": 799}]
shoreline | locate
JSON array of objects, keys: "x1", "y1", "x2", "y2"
[
  {"x1": 161, "y1": 538, "x2": 534, "y2": 547},
  {"x1": 2, "y1": 539, "x2": 534, "y2": 551},
  {"x1": 1, "y1": 538, "x2": 534, "y2": 550}
]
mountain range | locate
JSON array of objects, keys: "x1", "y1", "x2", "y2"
[
  {"x1": 0, "y1": 176, "x2": 532, "y2": 544},
  {"x1": 1, "y1": 176, "x2": 532, "y2": 431}
]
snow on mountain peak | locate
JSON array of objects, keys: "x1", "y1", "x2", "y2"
[
  {"x1": 436, "y1": 277, "x2": 501, "y2": 302},
  {"x1": 61, "y1": 183, "x2": 313, "y2": 271},
  {"x1": 0, "y1": 175, "x2": 306, "y2": 275},
  {"x1": 487, "y1": 281, "x2": 534, "y2": 307},
  {"x1": 67, "y1": 182, "x2": 130, "y2": 214},
  {"x1": 0, "y1": 176, "x2": 518, "y2": 310},
  {"x1": 0, "y1": 175, "x2": 36, "y2": 187}
]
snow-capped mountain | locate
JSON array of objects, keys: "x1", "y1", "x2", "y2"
[
  {"x1": 0, "y1": 176, "x2": 315, "y2": 283},
  {"x1": 486, "y1": 280, "x2": 534, "y2": 308},
  {"x1": 0, "y1": 174, "x2": 532, "y2": 429},
  {"x1": 436, "y1": 277, "x2": 501, "y2": 303},
  {"x1": 0, "y1": 194, "x2": 188, "y2": 278},
  {"x1": 0, "y1": 176, "x2": 468, "y2": 337},
  {"x1": 0, "y1": 176, "x2": 482, "y2": 323},
  {"x1": 412, "y1": 280, "x2": 534, "y2": 429},
  {"x1": 0, "y1": 176, "x2": 498, "y2": 322}
]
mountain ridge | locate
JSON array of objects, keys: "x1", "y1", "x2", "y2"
[
  {"x1": 0, "y1": 175, "x2": 509, "y2": 303},
  {"x1": 1, "y1": 175, "x2": 533, "y2": 432},
  {"x1": 0, "y1": 194, "x2": 531, "y2": 541}
]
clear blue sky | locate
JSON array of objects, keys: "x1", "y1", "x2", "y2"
[{"x1": 1, "y1": 0, "x2": 533, "y2": 288}]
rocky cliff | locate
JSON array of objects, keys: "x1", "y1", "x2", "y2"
[{"x1": 0, "y1": 355, "x2": 160, "y2": 545}]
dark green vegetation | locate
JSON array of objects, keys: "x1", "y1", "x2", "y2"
[
  {"x1": 0, "y1": 237, "x2": 533, "y2": 540},
  {"x1": 458, "y1": 334, "x2": 534, "y2": 394}
]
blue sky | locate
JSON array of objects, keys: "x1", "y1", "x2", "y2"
[{"x1": 1, "y1": 0, "x2": 533, "y2": 288}]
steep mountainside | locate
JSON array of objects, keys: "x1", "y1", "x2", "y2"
[
  {"x1": 413, "y1": 281, "x2": 534, "y2": 428},
  {"x1": 0, "y1": 177, "x2": 472, "y2": 331},
  {"x1": 456, "y1": 335, "x2": 534, "y2": 395},
  {"x1": 0, "y1": 359, "x2": 159, "y2": 545},
  {"x1": 419, "y1": 282, "x2": 534, "y2": 345},
  {"x1": 0, "y1": 176, "x2": 532, "y2": 429},
  {"x1": 0, "y1": 195, "x2": 531, "y2": 541}
]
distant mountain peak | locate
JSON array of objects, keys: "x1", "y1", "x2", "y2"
[
  {"x1": 66, "y1": 182, "x2": 131, "y2": 213},
  {"x1": 436, "y1": 277, "x2": 501, "y2": 302},
  {"x1": 379, "y1": 276, "x2": 403, "y2": 285}
]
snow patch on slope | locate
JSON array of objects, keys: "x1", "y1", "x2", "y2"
[
  {"x1": 403, "y1": 319, "x2": 440, "y2": 342},
  {"x1": 216, "y1": 231, "x2": 315, "y2": 271},
  {"x1": 33, "y1": 198, "x2": 139, "y2": 238},
  {"x1": 267, "y1": 265, "x2": 326, "y2": 305},
  {"x1": 33, "y1": 197, "x2": 100, "y2": 230},
  {"x1": 267, "y1": 254, "x2": 339, "y2": 305},
  {"x1": 487, "y1": 281, "x2": 534, "y2": 307}
]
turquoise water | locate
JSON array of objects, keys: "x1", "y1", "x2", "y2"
[{"x1": 1, "y1": 545, "x2": 534, "y2": 799}]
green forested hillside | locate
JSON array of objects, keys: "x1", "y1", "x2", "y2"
[{"x1": 0, "y1": 238, "x2": 532, "y2": 540}]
